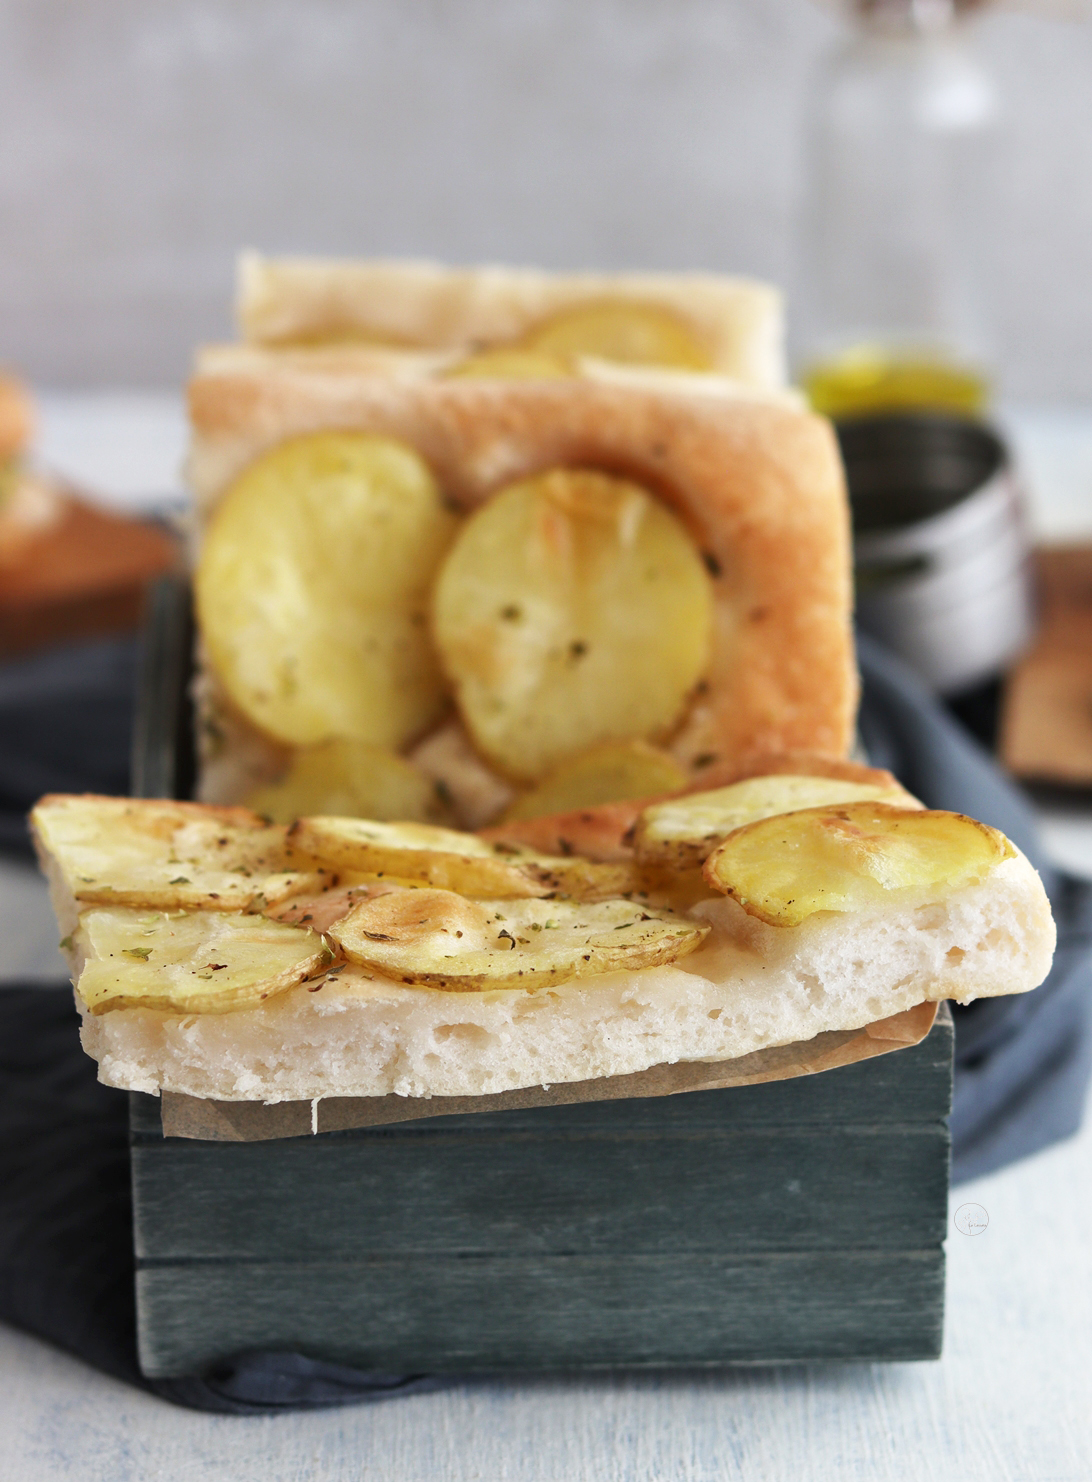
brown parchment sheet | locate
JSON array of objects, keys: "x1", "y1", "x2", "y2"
[{"x1": 159, "y1": 1000, "x2": 939, "y2": 1141}]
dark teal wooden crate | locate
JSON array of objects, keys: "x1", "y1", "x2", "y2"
[{"x1": 130, "y1": 1005, "x2": 952, "y2": 1378}]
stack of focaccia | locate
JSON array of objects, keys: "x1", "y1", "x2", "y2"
[{"x1": 32, "y1": 258, "x2": 1055, "y2": 1104}]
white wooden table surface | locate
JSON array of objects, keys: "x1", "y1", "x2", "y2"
[{"x1": 1, "y1": 397, "x2": 1091, "y2": 1481}]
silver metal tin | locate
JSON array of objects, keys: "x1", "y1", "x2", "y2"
[{"x1": 837, "y1": 414, "x2": 1034, "y2": 694}]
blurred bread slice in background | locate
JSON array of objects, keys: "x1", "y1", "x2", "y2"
[{"x1": 235, "y1": 254, "x2": 786, "y2": 390}]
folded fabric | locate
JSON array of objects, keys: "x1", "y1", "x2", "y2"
[
  {"x1": 0, "y1": 984, "x2": 444, "y2": 1415},
  {"x1": 856, "y1": 633, "x2": 1092, "y2": 1181}
]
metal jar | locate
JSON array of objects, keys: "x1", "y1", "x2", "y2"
[{"x1": 837, "y1": 413, "x2": 1034, "y2": 694}]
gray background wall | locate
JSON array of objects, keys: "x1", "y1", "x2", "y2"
[{"x1": 0, "y1": 0, "x2": 1089, "y2": 399}]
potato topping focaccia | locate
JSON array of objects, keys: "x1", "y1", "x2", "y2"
[
  {"x1": 75, "y1": 907, "x2": 332, "y2": 1014},
  {"x1": 501, "y1": 741, "x2": 687, "y2": 824},
  {"x1": 31, "y1": 794, "x2": 329, "y2": 920},
  {"x1": 330, "y1": 890, "x2": 709, "y2": 991},
  {"x1": 195, "y1": 431, "x2": 457, "y2": 749},
  {"x1": 703, "y1": 801, "x2": 1014, "y2": 928},
  {"x1": 431, "y1": 468, "x2": 714, "y2": 782},
  {"x1": 245, "y1": 739, "x2": 451, "y2": 826},
  {"x1": 289, "y1": 816, "x2": 640, "y2": 900},
  {"x1": 633, "y1": 773, "x2": 920, "y2": 871}
]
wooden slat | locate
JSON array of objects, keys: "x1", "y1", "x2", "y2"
[
  {"x1": 136, "y1": 1249, "x2": 945, "y2": 1377},
  {"x1": 132, "y1": 1122, "x2": 949, "y2": 1261}
]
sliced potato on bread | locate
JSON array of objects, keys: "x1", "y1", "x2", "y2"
[
  {"x1": 31, "y1": 795, "x2": 328, "y2": 912},
  {"x1": 634, "y1": 774, "x2": 920, "y2": 871},
  {"x1": 74, "y1": 907, "x2": 330, "y2": 1014},
  {"x1": 521, "y1": 300, "x2": 713, "y2": 370},
  {"x1": 289, "y1": 816, "x2": 639, "y2": 900},
  {"x1": 502, "y1": 740, "x2": 687, "y2": 824},
  {"x1": 432, "y1": 468, "x2": 713, "y2": 782},
  {"x1": 195, "y1": 431, "x2": 458, "y2": 748},
  {"x1": 443, "y1": 347, "x2": 572, "y2": 380},
  {"x1": 703, "y1": 801, "x2": 1014, "y2": 927},
  {"x1": 330, "y1": 889, "x2": 709, "y2": 990},
  {"x1": 246, "y1": 739, "x2": 450, "y2": 826}
]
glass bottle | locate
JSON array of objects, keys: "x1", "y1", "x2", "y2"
[{"x1": 798, "y1": 0, "x2": 999, "y2": 418}]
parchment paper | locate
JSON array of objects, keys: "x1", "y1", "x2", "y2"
[{"x1": 159, "y1": 1001, "x2": 938, "y2": 1141}]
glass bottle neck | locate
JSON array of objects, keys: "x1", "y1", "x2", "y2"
[{"x1": 854, "y1": 0, "x2": 964, "y2": 36}]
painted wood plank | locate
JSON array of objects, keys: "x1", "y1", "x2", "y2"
[
  {"x1": 132, "y1": 1123, "x2": 949, "y2": 1260},
  {"x1": 136, "y1": 1249, "x2": 945, "y2": 1377}
]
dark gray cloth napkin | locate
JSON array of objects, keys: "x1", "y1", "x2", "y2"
[{"x1": 1, "y1": 632, "x2": 1090, "y2": 1408}]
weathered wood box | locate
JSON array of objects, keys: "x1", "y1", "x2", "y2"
[
  {"x1": 128, "y1": 580, "x2": 953, "y2": 1378},
  {"x1": 130, "y1": 1017, "x2": 952, "y2": 1378}
]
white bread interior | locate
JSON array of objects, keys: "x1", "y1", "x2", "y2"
[
  {"x1": 76, "y1": 850, "x2": 1055, "y2": 1102},
  {"x1": 235, "y1": 254, "x2": 786, "y2": 389}
]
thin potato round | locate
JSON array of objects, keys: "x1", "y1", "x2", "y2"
[
  {"x1": 31, "y1": 795, "x2": 328, "y2": 912},
  {"x1": 703, "y1": 802, "x2": 1015, "y2": 927},
  {"x1": 521, "y1": 301, "x2": 713, "y2": 370},
  {"x1": 502, "y1": 741, "x2": 687, "y2": 823},
  {"x1": 290, "y1": 815, "x2": 640, "y2": 900},
  {"x1": 634, "y1": 774, "x2": 920, "y2": 871},
  {"x1": 432, "y1": 469, "x2": 713, "y2": 781},
  {"x1": 330, "y1": 889, "x2": 709, "y2": 991},
  {"x1": 75, "y1": 907, "x2": 331, "y2": 1014},
  {"x1": 195, "y1": 431, "x2": 458, "y2": 747},
  {"x1": 246, "y1": 740, "x2": 450, "y2": 826},
  {"x1": 443, "y1": 348, "x2": 572, "y2": 380}
]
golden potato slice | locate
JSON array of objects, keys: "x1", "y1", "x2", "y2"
[
  {"x1": 74, "y1": 907, "x2": 331, "y2": 1014},
  {"x1": 703, "y1": 801, "x2": 1015, "y2": 927},
  {"x1": 246, "y1": 739, "x2": 451, "y2": 826},
  {"x1": 634, "y1": 774, "x2": 920, "y2": 871},
  {"x1": 443, "y1": 347, "x2": 572, "y2": 380},
  {"x1": 503, "y1": 741, "x2": 687, "y2": 823},
  {"x1": 330, "y1": 889, "x2": 709, "y2": 991},
  {"x1": 521, "y1": 301, "x2": 713, "y2": 370},
  {"x1": 290, "y1": 816, "x2": 640, "y2": 900},
  {"x1": 195, "y1": 431, "x2": 458, "y2": 748},
  {"x1": 31, "y1": 795, "x2": 328, "y2": 912},
  {"x1": 432, "y1": 469, "x2": 713, "y2": 781}
]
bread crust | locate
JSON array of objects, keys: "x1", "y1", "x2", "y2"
[
  {"x1": 235, "y1": 254, "x2": 785, "y2": 387},
  {"x1": 189, "y1": 363, "x2": 857, "y2": 786}
]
